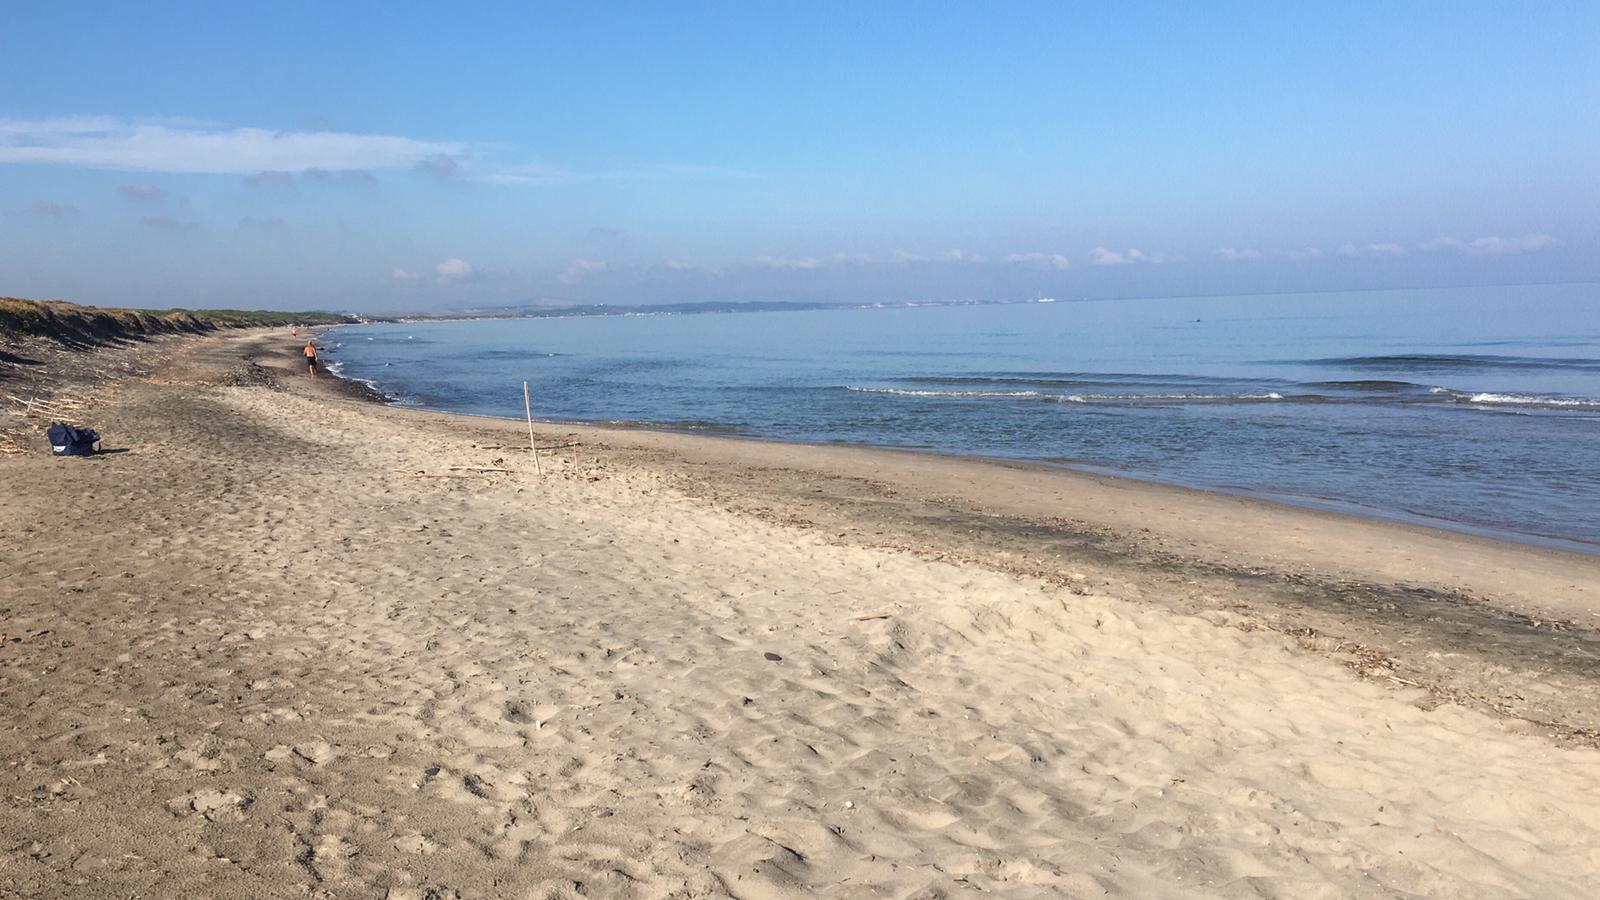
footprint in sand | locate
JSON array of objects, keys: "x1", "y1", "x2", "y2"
[
  {"x1": 168, "y1": 788, "x2": 251, "y2": 822},
  {"x1": 292, "y1": 740, "x2": 337, "y2": 766}
]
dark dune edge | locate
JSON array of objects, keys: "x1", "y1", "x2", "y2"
[{"x1": 0, "y1": 296, "x2": 353, "y2": 350}]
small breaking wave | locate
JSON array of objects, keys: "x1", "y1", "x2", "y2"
[
  {"x1": 1305, "y1": 379, "x2": 1427, "y2": 392},
  {"x1": 321, "y1": 360, "x2": 393, "y2": 399},
  {"x1": 1295, "y1": 354, "x2": 1600, "y2": 373},
  {"x1": 844, "y1": 386, "x2": 1287, "y2": 404}
]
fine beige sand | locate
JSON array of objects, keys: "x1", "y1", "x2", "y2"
[{"x1": 3, "y1": 329, "x2": 1600, "y2": 899}]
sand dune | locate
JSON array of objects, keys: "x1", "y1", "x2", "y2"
[{"x1": 2, "y1": 330, "x2": 1598, "y2": 898}]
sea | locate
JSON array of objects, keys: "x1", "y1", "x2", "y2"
[{"x1": 323, "y1": 282, "x2": 1600, "y2": 552}]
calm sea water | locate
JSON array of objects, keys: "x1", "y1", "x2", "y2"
[{"x1": 325, "y1": 283, "x2": 1600, "y2": 550}]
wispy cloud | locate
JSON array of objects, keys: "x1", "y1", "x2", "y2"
[
  {"x1": 473, "y1": 162, "x2": 573, "y2": 186},
  {"x1": 1421, "y1": 233, "x2": 1564, "y2": 256},
  {"x1": 559, "y1": 258, "x2": 606, "y2": 284},
  {"x1": 119, "y1": 183, "x2": 165, "y2": 204},
  {"x1": 753, "y1": 255, "x2": 822, "y2": 270},
  {"x1": 243, "y1": 170, "x2": 296, "y2": 187},
  {"x1": 436, "y1": 257, "x2": 476, "y2": 284},
  {"x1": 414, "y1": 153, "x2": 461, "y2": 178},
  {"x1": 139, "y1": 214, "x2": 195, "y2": 232},
  {"x1": 392, "y1": 268, "x2": 420, "y2": 282},
  {"x1": 1338, "y1": 242, "x2": 1407, "y2": 258},
  {"x1": 244, "y1": 167, "x2": 374, "y2": 186},
  {"x1": 239, "y1": 215, "x2": 285, "y2": 230},
  {"x1": 0, "y1": 116, "x2": 465, "y2": 175},
  {"x1": 1213, "y1": 247, "x2": 1262, "y2": 262},
  {"x1": 1001, "y1": 251, "x2": 1071, "y2": 270},
  {"x1": 1279, "y1": 247, "x2": 1324, "y2": 261},
  {"x1": 31, "y1": 199, "x2": 78, "y2": 219},
  {"x1": 303, "y1": 167, "x2": 376, "y2": 184}
]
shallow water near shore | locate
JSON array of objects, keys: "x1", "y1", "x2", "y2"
[{"x1": 325, "y1": 282, "x2": 1600, "y2": 548}]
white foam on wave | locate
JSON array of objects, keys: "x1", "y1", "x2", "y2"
[
  {"x1": 1466, "y1": 392, "x2": 1600, "y2": 408},
  {"x1": 845, "y1": 387, "x2": 1289, "y2": 403},
  {"x1": 321, "y1": 359, "x2": 389, "y2": 397},
  {"x1": 845, "y1": 386, "x2": 1045, "y2": 399}
]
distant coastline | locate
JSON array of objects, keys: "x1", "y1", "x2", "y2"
[{"x1": 375, "y1": 295, "x2": 1060, "y2": 325}]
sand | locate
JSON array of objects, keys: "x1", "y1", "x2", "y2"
[{"x1": 3, "y1": 328, "x2": 1599, "y2": 899}]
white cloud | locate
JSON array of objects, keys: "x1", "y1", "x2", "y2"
[
  {"x1": 753, "y1": 255, "x2": 822, "y2": 270},
  {"x1": 435, "y1": 258, "x2": 476, "y2": 283},
  {"x1": 831, "y1": 252, "x2": 877, "y2": 265},
  {"x1": 887, "y1": 249, "x2": 986, "y2": 265},
  {"x1": 1338, "y1": 242, "x2": 1407, "y2": 258},
  {"x1": 0, "y1": 116, "x2": 465, "y2": 175},
  {"x1": 1422, "y1": 233, "x2": 1564, "y2": 256},
  {"x1": 663, "y1": 259, "x2": 694, "y2": 270},
  {"x1": 559, "y1": 258, "x2": 606, "y2": 284},
  {"x1": 1090, "y1": 247, "x2": 1165, "y2": 266},
  {"x1": 1213, "y1": 247, "x2": 1262, "y2": 262},
  {"x1": 1002, "y1": 252, "x2": 1071, "y2": 270},
  {"x1": 391, "y1": 268, "x2": 419, "y2": 282},
  {"x1": 940, "y1": 249, "x2": 985, "y2": 263}
]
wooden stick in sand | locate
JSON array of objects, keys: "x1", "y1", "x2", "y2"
[{"x1": 523, "y1": 381, "x2": 543, "y2": 475}]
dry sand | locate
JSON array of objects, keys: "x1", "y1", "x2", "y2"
[{"x1": 3, "y1": 329, "x2": 1599, "y2": 899}]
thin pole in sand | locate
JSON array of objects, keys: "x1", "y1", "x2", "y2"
[{"x1": 523, "y1": 381, "x2": 543, "y2": 475}]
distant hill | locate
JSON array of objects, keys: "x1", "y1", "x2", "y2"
[{"x1": 0, "y1": 297, "x2": 356, "y2": 349}]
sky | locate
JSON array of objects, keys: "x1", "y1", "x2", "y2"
[{"x1": 2, "y1": 1, "x2": 1597, "y2": 312}]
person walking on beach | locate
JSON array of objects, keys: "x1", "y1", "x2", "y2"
[{"x1": 304, "y1": 340, "x2": 319, "y2": 377}]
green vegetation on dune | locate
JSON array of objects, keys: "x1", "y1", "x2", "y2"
[
  {"x1": 0, "y1": 297, "x2": 353, "y2": 348},
  {"x1": 150, "y1": 308, "x2": 351, "y2": 327}
]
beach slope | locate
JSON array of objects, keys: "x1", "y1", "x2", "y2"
[{"x1": 2, "y1": 330, "x2": 1599, "y2": 898}]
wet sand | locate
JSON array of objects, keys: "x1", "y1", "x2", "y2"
[{"x1": 2, "y1": 328, "x2": 1599, "y2": 898}]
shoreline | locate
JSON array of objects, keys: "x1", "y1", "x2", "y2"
[
  {"x1": 321, "y1": 347, "x2": 1600, "y2": 560},
  {"x1": 302, "y1": 329, "x2": 1600, "y2": 622},
  {"x1": 5, "y1": 327, "x2": 1600, "y2": 897}
]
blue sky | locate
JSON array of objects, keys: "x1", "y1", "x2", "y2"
[{"x1": 3, "y1": 2, "x2": 1596, "y2": 312}]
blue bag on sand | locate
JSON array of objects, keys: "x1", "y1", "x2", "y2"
[{"x1": 47, "y1": 422, "x2": 100, "y2": 456}]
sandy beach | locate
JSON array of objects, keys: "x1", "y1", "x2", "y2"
[{"x1": 3, "y1": 328, "x2": 1600, "y2": 899}]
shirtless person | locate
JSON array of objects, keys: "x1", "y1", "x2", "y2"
[{"x1": 303, "y1": 340, "x2": 319, "y2": 377}]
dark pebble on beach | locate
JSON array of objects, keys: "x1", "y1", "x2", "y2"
[{"x1": 763, "y1": 652, "x2": 782, "y2": 662}]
